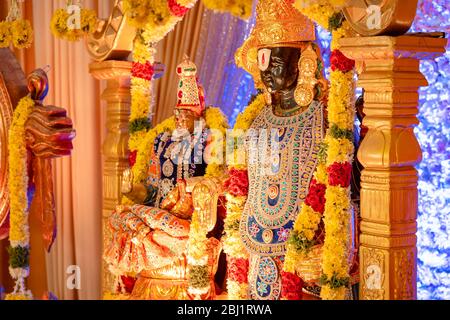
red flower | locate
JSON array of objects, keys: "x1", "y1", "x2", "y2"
[
  {"x1": 128, "y1": 150, "x2": 137, "y2": 167},
  {"x1": 131, "y1": 61, "x2": 154, "y2": 81},
  {"x1": 224, "y1": 169, "x2": 249, "y2": 196},
  {"x1": 304, "y1": 179, "x2": 326, "y2": 214},
  {"x1": 327, "y1": 162, "x2": 352, "y2": 188},
  {"x1": 120, "y1": 275, "x2": 136, "y2": 294},
  {"x1": 330, "y1": 50, "x2": 355, "y2": 73},
  {"x1": 168, "y1": 0, "x2": 189, "y2": 17},
  {"x1": 227, "y1": 257, "x2": 249, "y2": 284},
  {"x1": 281, "y1": 271, "x2": 303, "y2": 300}
]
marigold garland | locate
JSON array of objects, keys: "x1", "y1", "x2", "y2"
[
  {"x1": 202, "y1": 0, "x2": 253, "y2": 19},
  {"x1": 283, "y1": 0, "x2": 357, "y2": 300},
  {"x1": 0, "y1": 8, "x2": 34, "y2": 50},
  {"x1": 0, "y1": 21, "x2": 11, "y2": 48},
  {"x1": 7, "y1": 96, "x2": 35, "y2": 300},
  {"x1": 187, "y1": 210, "x2": 210, "y2": 295},
  {"x1": 10, "y1": 19, "x2": 33, "y2": 49},
  {"x1": 50, "y1": 6, "x2": 97, "y2": 42},
  {"x1": 123, "y1": 0, "x2": 252, "y2": 30},
  {"x1": 223, "y1": 94, "x2": 265, "y2": 299}
]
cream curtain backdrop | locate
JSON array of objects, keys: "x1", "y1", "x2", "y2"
[{"x1": 31, "y1": 0, "x2": 208, "y2": 299}]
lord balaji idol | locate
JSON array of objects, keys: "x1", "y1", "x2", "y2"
[
  {"x1": 104, "y1": 58, "x2": 227, "y2": 300},
  {"x1": 234, "y1": 0, "x2": 359, "y2": 300}
]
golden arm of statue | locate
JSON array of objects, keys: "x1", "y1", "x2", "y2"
[{"x1": 25, "y1": 104, "x2": 75, "y2": 252}]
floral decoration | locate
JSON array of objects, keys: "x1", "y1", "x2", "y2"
[
  {"x1": 282, "y1": 0, "x2": 356, "y2": 300},
  {"x1": 0, "y1": 0, "x2": 34, "y2": 49},
  {"x1": 5, "y1": 96, "x2": 35, "y2": 300},
  {"x1": 223, "y1": 94, "x2": 265, "y2": 299},
  {"x1": 50, "y1": 6, "x2": 97, "y2": 42}
]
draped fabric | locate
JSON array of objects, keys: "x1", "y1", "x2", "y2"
[{"x1": 31, "y1": 0, "x2": 110, "y2": 300}]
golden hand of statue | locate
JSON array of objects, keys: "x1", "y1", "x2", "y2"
[
  {"x1": 121, "y1": 168, "x2": 147, "y2": 204},
  {"x1": 121, "y1": 168, "x2": 133, "y2": 194},
  {"x1": 161, "y1": 180, "x2": 194, "y2": 220}
]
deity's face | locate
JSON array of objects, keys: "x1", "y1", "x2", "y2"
[
  {"x1": 174, "y1": 109, "x2": 198, "y2": 133},
  {"x1": 258, "y1": 47, "x2": 301, "y2": 93}
]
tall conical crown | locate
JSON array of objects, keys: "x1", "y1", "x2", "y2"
[
  {"x1": 175, "y1": 56, "x2": 205, "y2": 117},
  {"x1": 235, "y1": 0, "x2": 316, "y2": 87},
  {"x1": 253, "y1": 0, "x2": 315, "y2": 48}
]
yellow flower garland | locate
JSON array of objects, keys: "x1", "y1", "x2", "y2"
[
  {"x1": 0, "y1": 19, "x2": 33, "y2": 49},
  {"x1": 8, "y1": 96, "x2": 34, "y2": 245},
  {"x1": 0, "y1": 0, "x2": 34, "y2": 49},
  {"x1": 50, "y1": 7, "x2": 97, "y2": 42},
  {"x1": 7, "y1": 95, "x2": 35, "y2": 300},
  {"x1": 123, "y1": 0, "x2": 252, "y2": 32},
  {"x1": 224, "y1": 94, "x2": 265, "y2": 299},
  {"x1": 0, "y1": 21, "x2": 12, "y2": 48},
  {"x1": 187, "y1": 209, "x2": 210, "y2": 295},
  {"x1": 293, "y1": 0, "x2": 356, "y2": 300}
]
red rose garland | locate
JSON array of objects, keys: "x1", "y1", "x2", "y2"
[
  {"x1": 304, "y1": 179, "x2": 326, "y2": 214},
  {"x1": 128, "y1": 150, "x2": 137, "y2": 167},
  {"x1": 168, "y1": 0, "x2": 189, "y2": 17},
  {"x1": 330, "y1": 49, "x2": 355, "y2": 73},
  {"x1": 131, "y1": 61, "x2": 154, "y2": 81},
  {"x1": 224, "y1": 168, "x2": 250, "y2": 298},
  {"x1": 227, "y1": 257, "x2": 249, "y2": 284},
  {"x1": 327, "y1": 162, "x2": 352, "y2": 187},
  {"x1": 224, "y1": 168, "x2": 249, "y2": 197},
  {"x1": 281, "y1": 271, "x2": 303, "y2": 300}
]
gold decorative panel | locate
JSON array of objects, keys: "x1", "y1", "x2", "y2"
[{"x1": 340, "y1": 35, "x2": 447, "y2": 300}]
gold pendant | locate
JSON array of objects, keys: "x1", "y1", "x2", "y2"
[{"x1": 294, "y1": 85, "x2": 314, "y2": 107}]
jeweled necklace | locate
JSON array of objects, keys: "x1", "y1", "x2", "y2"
[{"x1": 273, "y1": 103, "x2": 307, "y2": 117}]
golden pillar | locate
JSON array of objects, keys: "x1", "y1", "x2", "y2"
[
  {"x1": 89, "y1": 60, "x2": 132, "y2": 294},
  {"x1": 340, "y1": 35, "x2": 447, "y2": 300}
]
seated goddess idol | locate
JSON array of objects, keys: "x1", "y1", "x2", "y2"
[{"x1": 104, "y1": 58, "x2": 228, "y2": 299}]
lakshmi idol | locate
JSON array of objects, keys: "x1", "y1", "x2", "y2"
[
  {"x1": 230, "y1": 0, "x2": 359, "y2": 300},
  {"x1": 104, "y1": 58, "x2": 227, "y2": 299}
]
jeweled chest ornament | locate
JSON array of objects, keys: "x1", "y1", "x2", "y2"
[{"x1": 240, "y1": 101, "x2": 324, "y2": 256}]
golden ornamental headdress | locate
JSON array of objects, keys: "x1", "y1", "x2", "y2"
[
  {"x1": 175, "y1": 56, "x2": 205, "y2": 117},
  {"x1": 235, "y1": 0, "x2": 316, "y2": 87}
]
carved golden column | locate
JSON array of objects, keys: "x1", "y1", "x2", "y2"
[
  {"x1": 89, "y1": 60, "x2": 132, "y2": 294},
  {"x1": 340, "y1": 36, "x2": 446, "y2": 300}
]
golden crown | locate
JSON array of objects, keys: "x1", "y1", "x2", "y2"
[
  {"x1": 176, "y1": 56, "x2": 205, "y2": 117},
  {"x1": 235, "y1": 0, "x2": 316, "y2": 86},
  {"x1": 253, "y1": 0, "x2": 315, "y2": 48}
]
